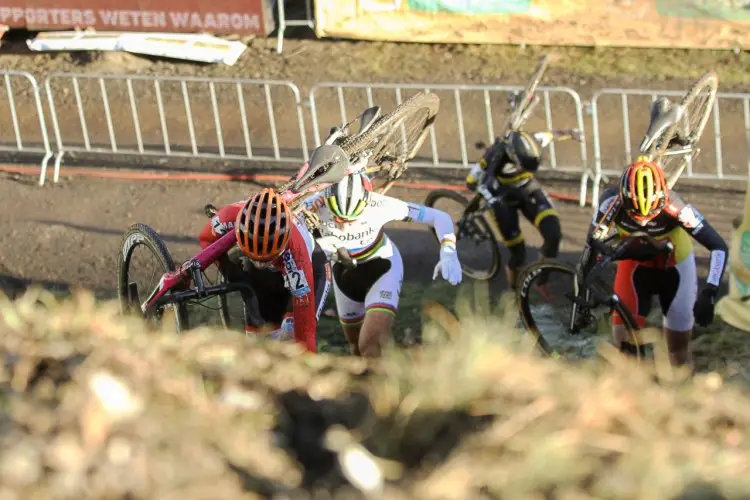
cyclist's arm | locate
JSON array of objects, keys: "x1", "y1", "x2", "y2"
[
  {"x1": 279, "y1": 226, "x2": 319, "y2": 353},
  {"x1": 533, "y1": 129, "x2": 581, "y2": 149},
  {"x1": 673, "y1": 202, "x2": 728, "y2": 290},
  {"x1": 298, "y1": 192, "x2": 324, "y2": 212},
  {"x1": 578, "y1": 190, "x2": 619, "y2": 279},
  {"x1": 198, "y1": 202, "x2": 243, "y2": 248},
  {"x1": 315, "y1": 235, "x2": 341, "y2": 261},
  {"x1": 466, "y1": 146, "x2": 493, "y2": 190},
  {"x1": 381, "y1": 195, "x2": 457, "y2": 248},
  {"x1": 299, "y1": 194, "x2": 343, "y2": 262}
]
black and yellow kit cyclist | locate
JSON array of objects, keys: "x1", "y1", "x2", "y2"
[
  {"x1": 576, "y1": 159, "x2": 728, "y2": 367},
  {"x1": 466, "y1": 128, "x2": 581, "y2": 289}
]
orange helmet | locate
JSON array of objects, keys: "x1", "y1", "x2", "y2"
[
  {"x1": 235, "y1": 188, "x2": 292, "y2": 262},
  {"x1": 619, "y1": 158, "x2": 669, "y2": 223}
]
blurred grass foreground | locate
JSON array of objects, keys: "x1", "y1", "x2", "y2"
[{"x1": 1, "y1": 288, "x2": 749, "y2": 499}]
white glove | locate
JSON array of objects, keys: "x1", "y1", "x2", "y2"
[
  {"x1": 433, "y1": 243, "x2": 463, "y2": 286},
  {"x1": 316, "y1": 236, "x2": 341, "y2": 261},
  {"x1": 477, "y1": 184, "x2": 498, "y2": 205}
]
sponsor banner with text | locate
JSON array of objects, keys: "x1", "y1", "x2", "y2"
[
  {"x1": 315, "y1": 0, "x2": 750, "y2": 49},
  {"x1": 0, "y1": 0, "x2": 275, "y2": 35}
]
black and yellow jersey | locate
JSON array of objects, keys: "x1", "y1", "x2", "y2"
[
  {"x1": 589, "y1": 186, "x2": 728, "y2": 288},
  {"x1": 465, "y1": 133, "x2": 542, "y2": 191}
]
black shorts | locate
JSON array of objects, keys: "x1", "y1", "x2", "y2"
[
  {"x1": 491, "y1": 180, "x2": 557, "y2": 246},
  {"x1": 219, "y1": 245, "x2": 330, "y2": 326},
  {"x1": 332, "y1": 258, "x2": 392, "y2": 302}
]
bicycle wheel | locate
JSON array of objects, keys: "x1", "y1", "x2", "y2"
[
  {"x1": 502, "y1": 53, "x2": 549, "y2": 135},
  {"x1": 424, "y1": 189, "x2": 501, "y2": 281},
  {"x1": 117, "y1": 223, "x2": 189, "y2": 332},
  {"x1": 341, "y1": 91, "x2": 440, "y2": 179},
  {"x1": 649, "y1": 72, "x2": 719, "y2": 184},
  {"x1": 515, "y1": 261, "x2": 639, "y2": 360},
  {"x1": 278, "y1": 92, "x2": 440, "y2": 205}
]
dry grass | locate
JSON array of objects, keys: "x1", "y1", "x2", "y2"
[{"x1": 1, "y1": 286, "x2": 750, "y2": 499}]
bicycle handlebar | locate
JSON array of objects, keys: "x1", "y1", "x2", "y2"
[{"x1": 589, "y1": 232, "x2": 674, "y2": 261}]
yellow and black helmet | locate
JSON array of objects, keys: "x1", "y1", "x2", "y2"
[
  {"x1": 619, "y1": 157, "x2": 669, "y2": 223},
  {"x1": 506, "y1": 130, "x2": 542, "y2": 172},
  {"x1": 324, "y1": 172, "x2": 373, "y2": 222}
]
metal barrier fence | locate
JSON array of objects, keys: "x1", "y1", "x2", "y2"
[
  {"x1": 308, "y1": 81, "x2": 591, "y2": 205},
  {"x1": 43, "y1": 73, "x2": 310, "y2": 183},
  {"x1": 590, "y1": 88, "x2": 750, "y2": 206},
  {"x1": 0, "y1": 71, "x2": 53, "y2": 185},
  {"x1": 0, "y1": 71, "x2": 748, "y2": 206}
]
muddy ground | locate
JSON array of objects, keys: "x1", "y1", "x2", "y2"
[
  {"x1": 0, "y1": 168, "x2": 738, "y2": 313},
  {"x1": 2, "y1": 35, "x2": 750, "y2": 500}
]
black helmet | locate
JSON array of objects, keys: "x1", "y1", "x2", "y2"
[{"x1": 506, "y1": 131, "x2": 542, "y2": 172}]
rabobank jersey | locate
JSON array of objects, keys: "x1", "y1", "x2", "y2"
[{"x1": 300, "y1": 191, "x2": 455, "y2": 263}]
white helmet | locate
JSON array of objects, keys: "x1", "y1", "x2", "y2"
[{"x1": 325, "y1": 173, "x2": 373, "y2": 221}]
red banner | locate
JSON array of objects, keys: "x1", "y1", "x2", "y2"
[{"x1": 0, "y1": 0, "x2": 275, "y2": 35}]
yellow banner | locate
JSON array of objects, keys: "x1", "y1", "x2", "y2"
[{"x1": 314, "y1": 0, "x2": 750, "y2": 49}]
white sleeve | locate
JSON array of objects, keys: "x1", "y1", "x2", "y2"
[
  {"x1": 466, "y1": 162, "x2": 485, "y2": 184},
  {"x1": 315, "y1": 235, "x2": 340, "y2": 261},
  {"x1": 379, "y1": 194, "x2": 456, "y2": 245},
  {"x1": 533, "y1": 131, "x2": 555, "y2": 149}
]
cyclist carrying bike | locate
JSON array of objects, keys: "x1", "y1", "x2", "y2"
[
  {"x1": 299, "y1": 172, "x2": 463, "y2": 357},
  {"x1": 198, "y1": 188, "x2": 332, "y2": 353},
  {"x1": 576, "y1": 158, "x2": 728, "y2": 368},
  {"x1": 466, "y1": 128, "x2": 581, "y2": 290}
]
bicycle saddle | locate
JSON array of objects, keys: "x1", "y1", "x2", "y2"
[
  {"x1": 638, "y1": 96, "x2": 685, "y2": 153},
  {"x1": 290, "y1": 144, "x2": 350, "y2": 193}
]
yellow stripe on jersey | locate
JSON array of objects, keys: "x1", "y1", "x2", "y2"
[{"x1": 615, "y1": 225, "x2": 693, "y2": 263}]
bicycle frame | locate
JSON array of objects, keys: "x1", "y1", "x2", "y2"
[
  {"x1": 141, "y1": 230, "x2": 242, "y2": 318},
  {"x1": 567, "y1": 234, "x2": 673, "y2": 333},
  {"x1": 138, "y1": 108, "x2": 424, "y2": 319},
  {"x1": 140, "y1": 156, "x2": 375, "y2": 319}
]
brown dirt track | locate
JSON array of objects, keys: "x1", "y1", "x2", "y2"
[{"x1": 0, "y1": 35, "x2": 746, "y2": 342}]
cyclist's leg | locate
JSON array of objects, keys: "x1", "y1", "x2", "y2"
[
  {"x1": 331, "y1": 270, "x2": 366, "y2": 355},
  {"x1": 246, "y1": 267, "x2": 289, "y2": 333},
  {"x1": 359, "y1": 247, "x2": 403, "y2": 357},
  {"x1": 659, "y1": 253, "x2": 698, "y2": 368},
  {"x1": 492, "y1": 201, "x2": 524, "y2": 289},
  {"x1": 331, "y1": 258, "x2": 392, "y2": 355},
  {"x1": 521, "y1": 187, "x2": 561, "y2": 263},
  {"x1": 612, "y1": 260, "x2": 653, "y2": 356},
  {"x1": 215, "y1": 254, "x2": 265, "y2": 331},
  {"x1": 520, "y1": 187, "x2": 561, "y2": 293}
]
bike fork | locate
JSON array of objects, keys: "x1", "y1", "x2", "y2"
[{"x1": 568, "y1": 288, "x2": 592, "y2": 333}]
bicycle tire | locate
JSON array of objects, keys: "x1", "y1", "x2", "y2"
[
  {"x1": 117, "y1": 223, "x2": 189, "y2": 332},
  {"x1": 423, "y1": 189, "x2": 501, "y2": 281},
  {"x1": 649, "y1": 72, "x2": 718, "y2": 183},
  {"x1": 502, "y1": 53, "x2": 549, "y2": 135},
  {"x1": 340, "y1": 91, "x2": 440, "y2": 176},
  {"x1": 515, "y1": 260, "x2": 640, "y2": 358},
  {"x1": 279, "y1": 92, "x2": 439, "y2": 208}
]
